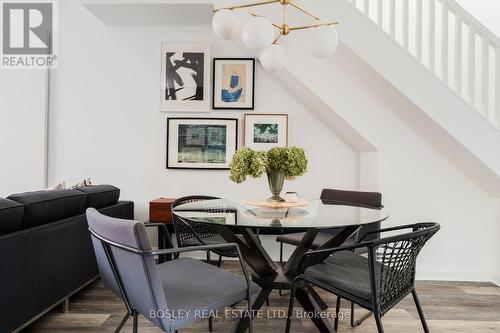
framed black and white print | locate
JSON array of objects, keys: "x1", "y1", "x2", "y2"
[
  {"x1": 160, "y1": 43, "x2": 210, "y2": 112},
  {"x1": 244, "y1": 113, "x2": 288, "y2": 150},
  {"x1": 167, "y1": 118, "x2": 238, "y2": 169},
  {"x1": 212, "y1": 58, "x2": 255, "y2": 110}
]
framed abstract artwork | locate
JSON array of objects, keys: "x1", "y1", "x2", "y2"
[
  {"x1": 212, "y1": 58, "x2": 255, "y2": 110},
  {"x1": 167, "y1": 118, "x2": 238, "y2": 169},
  {"x1": 160, "y1": 42, "x2": 210, "y2": 112},
  {"x1": 244, "y1": 113, "x2": 288, "y2": 150}
]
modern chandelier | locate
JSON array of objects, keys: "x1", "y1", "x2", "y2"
[{"x1": 212, "y1": 0, "x2": 340, "y2": 71}]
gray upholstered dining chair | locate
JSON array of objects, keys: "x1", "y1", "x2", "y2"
[{"x1": 86, "y1": 208, "x2": 259, "y2": 333}]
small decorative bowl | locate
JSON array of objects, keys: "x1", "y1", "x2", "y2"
[{"x1": 284, "y1": 192, "x2": 299, "y2": 203}]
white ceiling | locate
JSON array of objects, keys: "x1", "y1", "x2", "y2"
[
  {"x1": 80, "y1": 0, "x2": 335, "y2": 28},
  {"x1": 81, "y1": 0, "x2": 215, "y2": 26}
]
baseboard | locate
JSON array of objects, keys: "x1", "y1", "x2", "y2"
[
  {"x1": 416, "y1": 266, "x2": 493, "y2": 283},
  {"x1": 492, "y1": 270, "x2": 500, "y2": 286}
]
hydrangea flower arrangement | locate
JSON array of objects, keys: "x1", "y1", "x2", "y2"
[{"x1": 229, "y1": 146, "x2": 308, "y2": 183}]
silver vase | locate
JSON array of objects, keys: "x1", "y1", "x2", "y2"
[{"x1": 267, "y1": 171, "x2": 285, "y2": 202}]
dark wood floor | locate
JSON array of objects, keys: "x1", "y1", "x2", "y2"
[{"x1": 23, "y1": 262, "x2": 500, "y2": 333}]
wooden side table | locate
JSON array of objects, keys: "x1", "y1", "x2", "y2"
[
  {"x1": 150, "y1": 198, "x2": 176, "y2": 224},
  {"x1": 149, "y1": 198, "x2": 176, "y2": 262}
]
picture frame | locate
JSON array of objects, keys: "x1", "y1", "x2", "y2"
[
  {"x1": 167, "y1": 118, "x2": 238, "y2": 169},
  {"x1": 173, "y1": 211, "x2": 237, "y2": 225},
  {"x1": 244, "y1": 113, "x2": 288, "y2": 150},
  {"x1": 212, "y1": 58, "x2": 255, "y2": 110},
  {"x1": 160, "y1": 42, "x2": 210, "y2": 112}
]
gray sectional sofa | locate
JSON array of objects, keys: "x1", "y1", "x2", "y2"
[{"x1": 0, "y1": 185, "x2": 134, "y2": 332}]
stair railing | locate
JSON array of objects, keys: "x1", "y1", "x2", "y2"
[{"x1": 348, "y1": 0, "x2": 500, "y2": 128}]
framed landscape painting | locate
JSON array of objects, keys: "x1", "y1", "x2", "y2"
[
  {"x1": 244, "y1": 113, "x2": 288, "y2": 150},
  {"x1": 212, "y1": 58, "x2": 255, "y2": 110},
  {"x1": 160, "y1": 42, "x2": 210, "y2": 112},
  {"x1": 167, "y1": 118, "x2": 238, "y2": 169}
]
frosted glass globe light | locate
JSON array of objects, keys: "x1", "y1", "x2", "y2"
[
  {"x1": 307, "y1": 24, "x2": 339, "y2": 58},
  {"x1": 212, "y1": 9, "x2": 241, "y2": 40},
  {"x1": 241, "y1": 16, "x2": 275, "y2": 52},
  {"x1": 260, "y1": 44, "x2": 286, "y2": 71}
]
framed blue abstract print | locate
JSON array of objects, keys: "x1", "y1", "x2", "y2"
[{"x1": 212, "y1": 58, "x2": 255, "y2": 110}]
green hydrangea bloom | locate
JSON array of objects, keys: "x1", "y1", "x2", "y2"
[{"x1": 229, "y1": 146, "x2": 308, "y2": 183}]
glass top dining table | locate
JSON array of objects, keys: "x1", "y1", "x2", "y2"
[
  {"x1": 172, "y1": 198, "x2": 389, "y2": 230},
  {"x1": 172, "y1": 197, "x2": 389, "y2": 333}
]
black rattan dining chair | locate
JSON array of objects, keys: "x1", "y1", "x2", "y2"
[
  {"x1": 276, "y1": 188, "x2": 383, "y2": 307},
  {"x1": 285, "y1": 222, "x2": 440, "y2": 333},
  {"x1": 172, "y1": 195, "x2": 239, "y2": 267}
]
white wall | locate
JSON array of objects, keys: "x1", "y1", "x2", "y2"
[
  {"x1": 281, "y1": 33, "x2": 497, "y2": 281},
  {"x1": 455, "y1": 0, "x2": 500, "y2": 36},
  {"x1": 0, "y1": 71, "x2": 46, "y2": 196},
  {"x1": 493, "y1": 200, "x2": 500, "y2": 285},
  {"x1": 49, "y1": 0, "x2": 358, "y2": 229},
  {"x1": 1, "y1": 0, "x2": 498, "y2": 283}
]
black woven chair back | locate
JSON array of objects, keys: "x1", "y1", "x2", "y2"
[
  {"x1": 370, "y1": 223, "x2": 439, "y2": 313},
  {"x1": 171, "y1": 195, "x2": 221, "y2": 247},
  {"x1": 320, "y1": 188, "x2": 382, "y2": 209},
  {"x1": 321, "y1": 188, "x2": 383, "y2": 240}
]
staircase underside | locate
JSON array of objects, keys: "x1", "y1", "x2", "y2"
[{"x1": 278, "y1": 0, "x2": 500, "y2": 196}]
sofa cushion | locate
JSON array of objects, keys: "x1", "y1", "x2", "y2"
[
  {"x1": 8, "y1": 190, "x2": 86, "y2": 229},
  {"x1": 0, "y1": 198, "x2": 24, "y2": 235},
  {"x1": 75, "y1": 185, "x2": 120, "y2": 209}
]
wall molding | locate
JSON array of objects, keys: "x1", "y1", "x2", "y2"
[
  {"x1": 416, "y1": 266, "x2": 494, "y2": 283},
  {"x1": 493, "y1": 270, "x2": 500, "y2": 286}
]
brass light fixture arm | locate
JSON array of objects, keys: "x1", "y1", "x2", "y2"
[
  {"x1": 272, "y1": 34, "x2": 282, "y2": 44},
  {"x1": 213, "y1": 0, "x2": 339, "y2": 40},
  {"x1": 289, "y1": 21, "x2": 339, "y2": 31},
  {"x1": 283, "y1": 1, "x2": 287, "y2": 24},
  {"x1": 248, "y1": 12, "x2": 281, "y2": 29},
  {"x1": 288, "y1": 1, "x2": 320, "y2": 20}
]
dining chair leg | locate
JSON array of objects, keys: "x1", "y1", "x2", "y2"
[
  {"x1": 412, "y1": 290, "x2": 430, "y2": 333},
  {"x1": 334, "y1": 296, "x2": 341, "y2": 331},
  {"x1": 350, "y1": 302, "x2": 354, "y2": 327},
  {"x1": 285, "y1": 279, "x2": 299, "y2": 333},
  {"x1": 374, "y1": 313, "x2": 384, "y2": 333},
  {"x1": 278, "y1": 242, "x2": 284, "y2": 297},
  {"x1": 114, "y1": 312, "x2": 130, "y2": 333},
  {"x1": 279, "y1": 242, "x2": 284, "y2": 264},
  {"x1": 217, "y1": 255, "x2": 222, "y2": 268},
  {"x1": 132, "y1": 311, "x2": 138, "y2": 333},
  {"x1": 208, "y1": 315, "x2": 214, "y2": 332},
  {"x1": 350, "y1": 302, "x2": 371, "y2": 327},
  {"x1": 206, "y1": 250, "x2": 211, "y2": 264}
]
